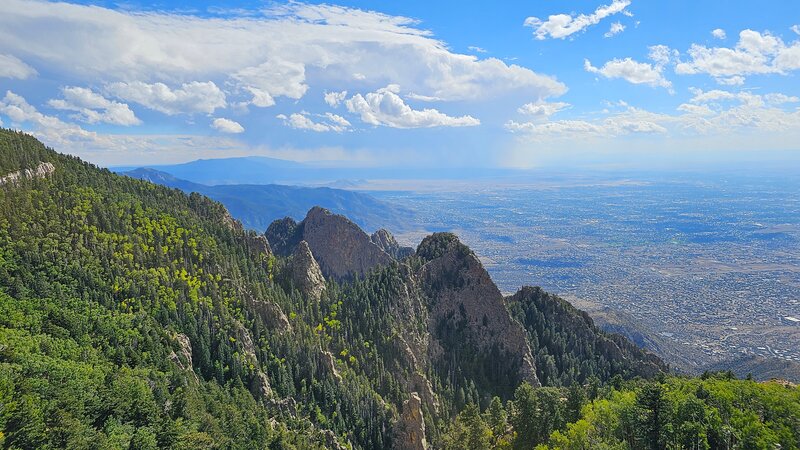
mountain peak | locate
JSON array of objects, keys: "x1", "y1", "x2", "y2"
[
  {"x1": 123, "y1": 167, "x2": 181, "y2": 183},
  {"x1": 300, "y1": 206, "x2": 394, "y2": 279},
  {"x1": 416, "y1": 232, "x2": 468, "y2": 262},
  {"x1": 371, "y1": 228, "x2": 414, "y2": 259},
  {"x1": 289, "y1": 240, "x2": 326, "y2": 301},
  {"x1": 419, "y1": 232, "x2": 541, "y2": 392}
]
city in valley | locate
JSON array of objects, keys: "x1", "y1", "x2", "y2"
[{"x1": 370, "y1": 171, "x2": 800, "y2": 371}]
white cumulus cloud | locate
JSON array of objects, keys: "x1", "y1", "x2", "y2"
[
  {"x1": 108, "y1": 81, "x2": 226, "y2": 115},
  {"x1": 675, "y1": 29, "x2": 800, "y2": 84},
  {"x1": 585, "y1": 57, "x2": 672, "y2": 89},
  {"x1": 604, "y1": 22, "x2": 626, "y2": 38},
  {"x1": 647, "y1": 44, "x2": 678, "y2": 67},
  {"x1": 324, "y1": 90, "x2": 348, "y2": 108},
  {"x1": 211, "y1": 117, "x2": 244, "y2": 133},
  {"x1": 711, "y1": 28, "x2": 727, "y2": 40},
  {"x1": 506, "y1": 113, "x2": 666, "y2": 139},
  {"x1": 524, "y1": 0, "x2": 631, "y2": 40},
  {"x1": 49, "y1": 86, "x2": 140, "y2": 126},
  {"x1": 277, "y1": 111, "x2": 350, "y2": 132},
  {"x1": 0, "y1": 91, "x2": 258, "y2": 166},
  {"x1": 0, "y1": 0, "x2": 565, "y2": 106},
  {"x1": 345, "y1": 85, "x2": 480, "y2": 128},
  {"x1": 507, "y1": 88, "x2": 800, "y2": 143},
  {"x1": 0, "y1": 90, "x2": 103, "y2": 147},
  {"x1": 518, "y1": 100, "x2": 570, "y2": 117},
  {"x1": 0, "y1": 54, "x2": 36, "y2": 79}
]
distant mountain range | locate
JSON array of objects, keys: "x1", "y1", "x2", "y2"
[
  {"x1": 113, "y1": 156, "x2": 520, "y2": 185},
  {"x1": 122, "y1": 167, "x2": 416, "y2": 233},
  {"x1": 5, "y1": 129, "x2": 798, "y2": 449}
]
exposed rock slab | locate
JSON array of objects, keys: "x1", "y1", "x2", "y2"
[
  {"x1": 246, "y1": 232, "x2": 273, "y2": 258},
  {"x1": 221, "y1": 208, "x2": 244, "y2": 233},
  {"x1": 418, "y1": 233, "x2": 540, "y2": 389},
  {"x1": 409, "y1": 373, "x2": 439, "y2": 414},
  {"x1": 265, "y1": 217, "x2": 303, "y2": 257},
  {"x1": 319, "y1": 350, "x2": 342, "y2": 382},
  {"x1": 234, "y1": 320, "x2": 273, "y2": 399},
  {"x1": 289, "y1": 241, "x2": 326, "y2": 301},
  {"x1": 392, "y1": 393, "x2": 428, "y2": 450},
  {"x1": 168, "y1": 333, "x2": 198, "y2": 382},
  {"x1": 0, "y1": 162, "x2": 55, "y2": 185},
  {"x1": 301, "y1": 206, "x2": 393, "y2": 279},
  {"x1": 371, "y1": 228, "x2": 414, "y2": 259},
  {"x1": 251, "y1": 295, "x2": 291, "y2": 333}
]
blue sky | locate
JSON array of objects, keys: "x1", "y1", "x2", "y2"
[{"x1": 1, "y1": 0, "x2": 799, "y2": 169}]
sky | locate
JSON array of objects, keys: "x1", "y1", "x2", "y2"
[{"x1": 1, "y1": 0, "x2": 799, "y2": 169}]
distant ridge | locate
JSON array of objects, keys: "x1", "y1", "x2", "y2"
[
  {"x1": 113, "y1": 156, "x2": 522, "y2": 186},
  {"x1": 122, "y1": 167, "x2": 415, "y2": 233}
]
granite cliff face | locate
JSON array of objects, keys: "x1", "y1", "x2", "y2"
[
  {"x1": 267, "y1": 207, "x2": 394, "y2": 279},
  {"x1": 417, "y1": 233, "x2": 541, "y2": 392},
  {"x1": 168, "y1": 333, "x2": 198, "y2": 382},
  {"x1": 302, "y1": 206, "x2": 394, "y2": 279},
  {"x1": 371, "y1": 228, "x2": 414, "y2": 259},
  {"x1": 393, "y1": 393, "x2": 428, "y2": 450},
  {"x1": 259, "y1": 207, "x2": 666, "y2": 446},
  {"x1": 245, "y1": 232, "x2": 273, "y2": 258},
  {"x1": 265, "y1": 217, "x2": 302, "y2": 257},
  {"x1": 289, "y1": 240, "x2": 327, "y2": 301},
  {"x1": 0, "y1": 161, "x2": 55, "y2": 185}
]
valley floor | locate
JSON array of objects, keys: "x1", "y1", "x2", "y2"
[{"x1": 370, "y1": 172, "x2": 800, "y2": 374}]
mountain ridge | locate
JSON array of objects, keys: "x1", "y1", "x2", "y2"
[
  {"x1": 122, "y1": 167, "x2": 415, "y2": 233},
  {"x1": 4, "y1": 129, "x2": 795, "y2": 449}
]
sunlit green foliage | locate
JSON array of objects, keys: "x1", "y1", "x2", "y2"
[
  {"x1": 441, "y1": 375, "x2": 800, "y2": 450},
  {"x1": 3, "y1": 129, "x2": 796, "y2": 449}
]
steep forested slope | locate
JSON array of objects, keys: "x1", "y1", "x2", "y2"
[
  {"x1": 1, "y1": 129, "x2": 796, "y2": 450},
  {"x1": 507, "y1": 286, "x2": 665, "y2": 386},
  {"x1": 0, "y1": 130, "x2": 382, "y2": 448}
]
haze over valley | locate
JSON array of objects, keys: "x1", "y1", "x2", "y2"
[
  {"x1": 2, "y1": 0, "x2": 800, "y2": 448},
  {"x1": 136, "y1": 158, "x2": 800, "y2": 374}
]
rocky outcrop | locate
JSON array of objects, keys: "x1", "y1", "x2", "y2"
[
  {"x1": 418, "y1": 233, "x2": 540, "y2": 390},
  {"x1": 266, "y1": 396, "x2": 298, "y2": 416},
  {"x1": 301, "y1": 206, "x2": 393, "y2": 279},
  {"x1": 221, "y1": 208, "x2": 244, "y2": 233},
  {"x1": 234, "y1": 321, "x2": 273, "y2": 399},
  {"x1": 246, "y1": 232, "x2": 273, "y2": 258},
  {"x1": 236, "y1": 283, "x2": 290, "y2": 333},
  {"x1": 0, "y1": 161, "x2": 55, "y2": 185},
  {"x1": 409, "y1": 373, "x2": 439, "y2": 414},
  {"x1": 289, "y1": 241, "x2": 326, "y2": 301},
  {"x1": 266, "y1": 208, "x2": 402, "y2": 280},
  {"x1": 169, "y1": 333, "x2": 198, "y2": 382},
  {"x1": 392, "y1": 393, "x2": 428, "y2": 450},
  {"x1": 265, "y1": 217, "x2": 303, "y2": 257},
  {"x1": 251, "y1": 370, "x2": 273, "y2": 400},
  {"x1": 321, "y1": 429, "x2": 349, "y2": 450},
  {"x1": 250, "y1": 295, "x2": 291, "y2": 333},
  {"x1": 319, "y1": 350, "x2": 342, "y2": 382},
  {"x1": 371, "y1": 229, "x2": 414, "y2": 259}
]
